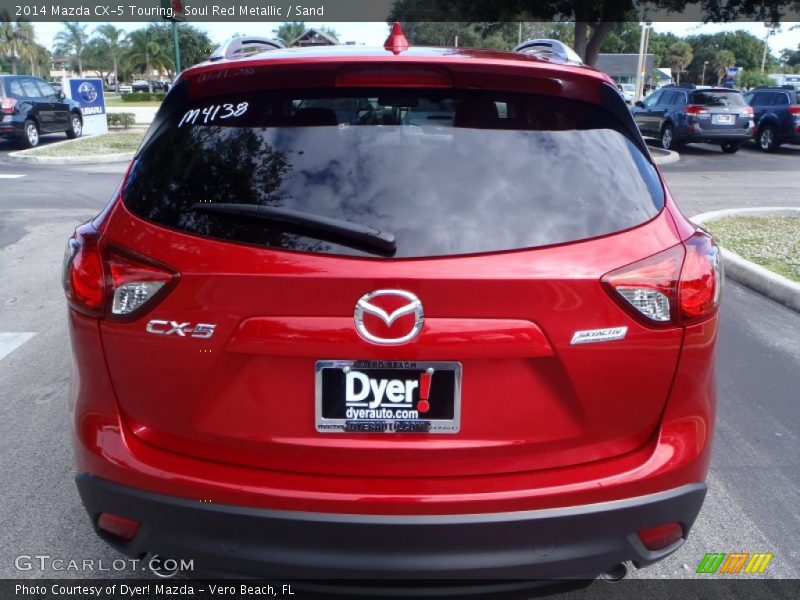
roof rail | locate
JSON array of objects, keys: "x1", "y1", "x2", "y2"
[
  {"x1": 209, "y1": 36, "x2": 284, "y2": 62},
  {"x1": 513, "y1": 39, "x2": 583, "y2": 65}
]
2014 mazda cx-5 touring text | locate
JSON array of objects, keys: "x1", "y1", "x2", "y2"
[{"x1": 63, "y1": 26, "x2": 721, "y2": 585}]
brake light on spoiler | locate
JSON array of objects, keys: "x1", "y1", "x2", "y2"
[
  {"x1": 336, "y1": 65, "x2": 453, "y2": 88},
  {"x1": 602, "y1": 231, "x2": 722, "y2": 326}
]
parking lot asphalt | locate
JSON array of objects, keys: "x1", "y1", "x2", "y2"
[
  {"x1": 0, "y1": 138, "x2": 798, "y2": 582},
  {"x1": 654, "y1": 141, "x2": 800, "y2": 216}
]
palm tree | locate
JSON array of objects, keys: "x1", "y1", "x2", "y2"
[
  {"x1": 124, "y1": 28, "x2": 174, "y2": 91},
  {"x1": 713, "y1": 50, "x2": 737, "y2": 85},
  {"x1": 272, "y1": 22, "x2": 306, "y2": 46},
  {"x1": 0, "y1": 18, "x2": 16, "y2": 73},
  {"x1": 666, "y1": 41, "x2": 694, "y2": 85},
  {"x1": 13, "y1": 21, "x2": 38, "y2": 75},
  {"x1": 54, "y1": 22, "x2": 89, "y2": 76},
  {"x1": 94, "y1": 24, "x2": 127, "y2": 91},
  {"x1": 0, "y1": 16, "x2": 35, "y2": 75}
]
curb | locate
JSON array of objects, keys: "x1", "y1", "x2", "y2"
[
  {"x1": 691, "y1": 207, "x2": 800, "y2": 312},
  {"x1": 650, "y1": 147, "x2": 680, "y2": 165},
  {"x1": 7, "y1": 137, "x2": 134, "y2": 165}
]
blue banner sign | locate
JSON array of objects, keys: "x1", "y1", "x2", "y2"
[{"x1": 68, "y1": 79, "x2": 106, "y2": 116}]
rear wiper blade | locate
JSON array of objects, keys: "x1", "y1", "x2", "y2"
[{"x1": 192, "y1": 202, "x2": 396, "y2": 256}]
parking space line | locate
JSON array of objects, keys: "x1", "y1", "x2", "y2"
[
  {"x1": 0, "y1": 174, "x2": 26, "y2": 179},
  {"x1": 0, "y1": 332, "x2": 37, "y2": 362}
]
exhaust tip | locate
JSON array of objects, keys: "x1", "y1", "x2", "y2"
[{"x1": 599, "y1": 562, "x2": 628, "y2": 583}]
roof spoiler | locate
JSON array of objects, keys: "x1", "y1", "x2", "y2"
[
  {"x1": 210, "y1": 36, "x2": 284, "y2": 62},
  {"x1": 513, "y1": 39, "x2": 583, "y2": 66}
]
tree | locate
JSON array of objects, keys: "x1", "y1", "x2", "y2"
[
  {"x1": 779, "y1": 47, "x2": 800, "y2": 72},
  {"x1": 737, "y1": 69, "x2": 774, "y2": 89},
  {"x1": 272, "y1": 22, "x2": 306, "y2": 46},
  {"x1": 94, "y1": 24, "x2": 127, "y2": 91},
  {"x1": 146, "y1": 23, "x2": 213, "y2": 74},
  {"x1": 83, "y1": 38, "x2": 113, "y2": 82},
  {"x1": 1, "y1": 15, "x2": 36, "y2": 75},
  {"x1": 712, "y1": 49, "x2": 736, "y2": 84},
  {"x1": 598, "y1": 22, "x2": 642, "y2": 54},
  {"x1": 666, "y1": 41, "x2": 693, "y2": 84},
  {"x1": 396, "y1": 21, "x2": 573, "y2": 50},
  {"x1": 388, "y1": 0, "x2": 800, "y2": 66},
  {"x1": 648, "y1": 31, "x2": 681, "y2": 70},
  {"x1": 54, "y1": 22, "x2": 89, "y2": 76},
  {"x1": 124, "y1": 28, "x2": 174, "y2": 89},
  {"x1": 683, "y1": 31, "x2": 777, "y2": 83}
]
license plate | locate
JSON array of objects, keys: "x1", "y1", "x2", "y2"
[
  {"x1": 713, "y1": 114, "x2": 734, "y2": 124},
  {"x1": 315, "y1": 360, "x2": 461, "y2": 434}
]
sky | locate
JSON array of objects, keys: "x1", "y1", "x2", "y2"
[{"x1": 31, "y1": 21, "x2": 799, "y2": 61}]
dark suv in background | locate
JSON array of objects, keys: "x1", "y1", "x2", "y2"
[
  {"x1": 632, "y1": 85, "x2": 754, "y2": 153},
  {"x1": 0, "y1": 74, "x2": 83, "y2": 148},
  {"x1": 744, "y1": 86, "x2": 800, "y2": 152}
]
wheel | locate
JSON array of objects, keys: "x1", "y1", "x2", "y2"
[
  {"x1": 757, "y1": 125, "x2": 779, "y2": 152},
  {"x1": 66, "y1": 113, "x2": 83, "y2": 139},
  {"x1": 660, "y1": 124, "x2": 675, "y2": 150},
  {"x1": 19, "y1": 119, "x2": 39, "y2": 148},
  {"x1": 721, "y1": 142, "x2": 741, "y2": 154}
]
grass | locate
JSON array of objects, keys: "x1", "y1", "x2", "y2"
[
  {"x1": 106, "y1": 99, "x2": 162, "y2": 108},
  {"x1": 28, "y1": 131, "x2": 145, "y2": 157},
  {"x1": 705, "y1": 216, "x2": 800, "y2": 282}
]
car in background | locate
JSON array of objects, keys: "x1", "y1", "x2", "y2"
[
  {"x1": 131, "y1": 80, "x2": 150, "y2": 93},
  {"x1": 744, "y1": 86, "x2": 800, "y2": 152},
  {"x1": 631, "y1": 84, "x2": 754, "y2": 153},
  {"x1": 0, "y1": 74, "x2": 83, "y2": 148},
  {"x1": 618, "y1": 83, "x2": 635, "y2": 104},
  {"x1": 118, "y1": 84, "x2": 133, "y2": 94},
  {"x1": 65, "y1": 30, "x2": 721, "y2": 584}
]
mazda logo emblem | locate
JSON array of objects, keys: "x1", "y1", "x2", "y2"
[{"x1": 354, "y1": 290, "x2": 424, "y2": 345}]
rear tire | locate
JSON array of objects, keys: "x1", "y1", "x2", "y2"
[
  {"x1": 19, "y1": 119, "x2": 39, "y2": 148},
  {"x1": 720, "y1": 142, "x2": 741, "y2": 154},
  {"x1": 660, "y1": 124, "x2": 676, "y2": 150},
  {"x1": 757, "y1": 125, "x2": 779, "y2": 152},
  {"x1": 66, "y1": 113, "x2": 83, "y2": 139}
]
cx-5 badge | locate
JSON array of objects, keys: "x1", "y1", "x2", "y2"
[
  {"x1": 146, "y1": 320, "x2": 216, "y2": 339},
  {"x1": 354, "y1": 290, "x2": 424, "y2": 345},
  {"x1": 570, "y1": 327, "x2": 627, "y2": 345}
]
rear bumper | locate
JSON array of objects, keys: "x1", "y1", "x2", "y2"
[
  {"x1": 679, "y1": 129, "x2": 752, "y2": 144},
  {"x1": 77, "y1": 474, "x2": 706, "y2": 579},
  {"x1": 0, "y1": 119, "x2": 21, "y2": 138}
]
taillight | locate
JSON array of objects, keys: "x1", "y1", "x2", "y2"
[
  {"x1": 685, "y1": 105, "x2": 708, "y2": 115},
  {"x1": 602, "y1": 230, "x2": 722, "y2": 326},
  {"x1": 106, "y1": 248, "x2": 175, "y2": 317},
  {"x1": 0, "y1": 96, "x2": 16, "y2": 114},
  {"x1": 678, "y1": 231, "x2": 723, "y2": 322},
  {"x1": 63, "y1": 224, "x2": 105, "y2": 317},
  {"x1": 788, "y1": 105, "x2": 800, "y2": 115},
  {"x1": 63, "y1": 224, "x2": 178, "y2": 319},
  {"x1": 741, "y1": 106, "x2": 754, "y2": 117},
  {"x1": 602, "y1": 244, "x2": 683, "y2": 324}
]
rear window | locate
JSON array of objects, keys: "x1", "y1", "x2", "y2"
[
  {"x1": 123, "y1": 84, "x2": 664, "y2": 258},
  {"x1": 689, "y1": 90, "x2": 746, "y2": 107}
]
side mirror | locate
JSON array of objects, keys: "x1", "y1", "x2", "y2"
[
  {"x1": 58, "y1": 91, "x2": 66, "y2": 101},
  {"x1": 635, "y1": 101, "x2": 645, "y2": 108}
]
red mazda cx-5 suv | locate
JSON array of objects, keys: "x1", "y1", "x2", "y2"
[{"x1": 64, "y1": 28, "x2": 721, "y2": 583}]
